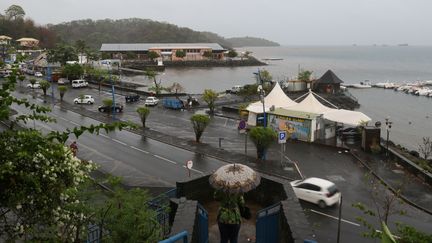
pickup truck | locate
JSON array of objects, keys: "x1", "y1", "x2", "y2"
[
  {"x1": 98, "y1": 104, "x2": 123, "y2": 113},
  {"x1": 226, "y1": 85, "x2": 242, "y2": 94}
]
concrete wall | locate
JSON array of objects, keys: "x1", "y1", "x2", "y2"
[{"x1": 169, "y1": 197, "x2": 199, "y2": 243}]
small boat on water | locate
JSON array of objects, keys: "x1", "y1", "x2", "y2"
[{"x1": 350, "y1": 80, "x2": 372, "y2": 89}]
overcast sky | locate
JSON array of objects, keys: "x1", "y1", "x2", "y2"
[{"x1": 1, "y1": 0, "x2": 431, "y2": 45}]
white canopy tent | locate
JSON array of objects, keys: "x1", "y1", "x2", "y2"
[
  {"x1": 323, "y1": 109, "x2": 371, "y2": 126},
  {"x1": 288, "y1": 91, "x2": 334, "y2": 114},
  {"x1": 287, "y1": 91, "x2": 371, "y2": 125},
  {"x1": 246, "y1": 82, "x2": 297, "y2": 126}
]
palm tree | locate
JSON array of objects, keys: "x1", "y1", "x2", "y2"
[
  {"x1": 190, "y1": 114, "x2": 210, "y2": 143},
  {"x1": 39, "y1": 80, "x2": 50, "y2": 96},
  {"x1": 136, "y1": 107, "x2": 150, "y2": 129},
  {"x1": 249, "y1": 127, "x2": 277, "y2": 160},
  {"x1": 58, "y1": 85, "x2": 67, "y2": 101},
  {"x1": 203, "y1": 89, "x2": 218, "y2": 114}
]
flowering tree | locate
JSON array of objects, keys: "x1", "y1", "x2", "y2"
[{"x1": 0, "y1": 68, "x2": 140, "y2": 241}]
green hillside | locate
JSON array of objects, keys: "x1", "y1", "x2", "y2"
[
  {"x1": 226, "y1": 36, "x2": 280, "y2": 47},
  {"x1": 49, "y1": 18, "x2": 233, "y2": 49}
]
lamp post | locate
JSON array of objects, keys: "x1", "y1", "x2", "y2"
[
  {"x1": 109, "y1": 65, "x2": 116, "y2": 120},
  {"x1": 257, "y1": 69, "x2": 266, "y2": 127},
  {"x1": 385, "y1": 117, "x2": 392, "y2": 157}
]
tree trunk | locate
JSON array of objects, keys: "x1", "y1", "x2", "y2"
[
  {"x1": 257, "y1": 147, "x2": 265, "y2": 160},
  {"x1": 142, "y1": 119, "x2": 146, "y2": 129},
  {"x1": 60, "y1": 93, "x2": 64, "y2": 101}
]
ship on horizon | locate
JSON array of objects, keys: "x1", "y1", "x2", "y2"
[{"x1": 398, "y1": 43, "x2": 409, "y2": 46}]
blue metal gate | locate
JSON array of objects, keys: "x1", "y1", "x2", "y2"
[
  {"x1": 256, "y1": 203, "x2": 281, "y2": 243},
  {"x1": 197, "y1": 203, "x2": 209, "y2": 243}
]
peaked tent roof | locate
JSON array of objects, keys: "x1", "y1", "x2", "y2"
[
  {"x1": 246, "y1": 82, "x2": 297, "y2": 113},
  {"x1": 287, "y1": 91, "x2": 334, "y2": 114},
  {"x1": 316, "y1": 70, "x2": 343, "y2": 84}
]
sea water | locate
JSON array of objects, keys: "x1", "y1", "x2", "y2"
[{"x1": 126, "y1": 46, "x2": 432, "y2": 151}]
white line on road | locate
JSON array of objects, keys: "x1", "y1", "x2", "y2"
[
  {"x1": 182, "y1": 165, "x2": 205, "y2": 174},
  {"x1": 99, "y1": 134, "x2": 109, "y2": 139},
  {"x1": 309, "y1": 209, "x2": 360, "y2": 227},
  {"x1": 59, "y1": 117, "x2": 69, "y2": 121},
  {"x1": 130, "y1": 146, "x2": 150, "y2": 154},
  {"x1": 154, "y1": 155, "x2": 177, "y2": 164},
  {"x1": 111, "y1": 138, "x2": 127, "y2": 146},
  {"x1": 69, "y1": 120, "x2": 80, "y2": 126}
]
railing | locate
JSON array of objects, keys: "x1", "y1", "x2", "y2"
[
  {"x1": 158, "y1": 230, "x2": 188, "y2": 243},
  {"x1": 256, "y1": 203, "x2": 281, "y2": 243},
  {"x1": 148, "y1": 188, "x2": 177, "y2": 237},
  {"x1": 197, "y1": 203, "x2": 209, "y2": 243}
]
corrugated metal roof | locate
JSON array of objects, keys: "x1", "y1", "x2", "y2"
[{"x1": 100, "y1": 43, "x2": 226, "y2": 52}]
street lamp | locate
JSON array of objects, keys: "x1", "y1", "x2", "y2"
[
  {"x1": 385, "y1": 117, "x2": 392, "y2": 157},
  {"x1": 109, "y1": 65, "x2": 116, "y2": 120},
  {"x1": 257, "y1": 69, "x2": 266, "y2": 127}
]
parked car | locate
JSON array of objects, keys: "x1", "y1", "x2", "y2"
[
  {"x1": 290, "y1": 177, "x2": 341, "y2": 208},
  {"x1": 71, "y1": 79, "x2": 88, "y2": 88},
  {"x1": 58, "y1": 78, "x2": 68, "y2": 85},
  {"x1": 74, "y1": 95, "x2": 95, "y2": 104},
  {"x1": 226, "y1": 85, "x2": 242, "y2": 94},
  {"x1": 125, "y1": 94, "x2": 140, "y2": 103},
  {"x1": 98, "y1": 104, "x2": 123, "y2": 113},
  {"x1": 27, "y1": 82, "x2": 41, "y2": 89},
  {"x1": 145, "y1": 96, "x2": 159, "y2": 106},
  {"x1": 34, "y1": 71, "x2": 43, "y2": 77}
]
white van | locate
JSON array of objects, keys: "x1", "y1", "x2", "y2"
[{"x1": 71, "y1": 79, "x2": 88, "y2": 88}]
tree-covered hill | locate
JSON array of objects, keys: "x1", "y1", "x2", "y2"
[
  {"x1": 49, "y1": 18, "x2": 233, "y2": 49},
  {"x1": 226, "y1": 36, "x2": 280, "y2": 47}
]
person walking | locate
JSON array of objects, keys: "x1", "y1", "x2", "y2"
[
  {"x1": 214, "y1": 190, "x2": 245, "y2": 243},
  {"x1": 70, "y1": 141, "x2": 78, "y2": 157}
]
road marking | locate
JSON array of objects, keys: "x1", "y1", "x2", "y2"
[
  {"x1": 130, "y1": 146, "x2": 150, "y2": 154},
  {"x1": 309, "y1": 209, "x2": 360, "y2": 227},
  {"x1": 69, "y1": 120, "x2": 80, "y2": 126},
  {"x1": 59, "y1": 117, "x2": 69, "y2": 121},
  {"x1": 182, "y1": 165, "x2": 204, "y2": 174},
  {"x1": 154, "y1": 155, "x2": 177, "y2": 164},
  {"x1": 99, "y1": 134, "x2": 109, "y2": 139},
  {"x1": 111, "y1": 138, "x2": 127, "y2": 146}
]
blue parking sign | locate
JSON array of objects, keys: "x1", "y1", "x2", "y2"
[{"x1": 278, "y1": 131, "x2": 287, "y2": 144}]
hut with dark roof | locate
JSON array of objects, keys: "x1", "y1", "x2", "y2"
[{"x1": 313, "y1": 70, "x2": 343, "y2": 94}]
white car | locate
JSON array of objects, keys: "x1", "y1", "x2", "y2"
[
  {"x1": 58, "y1": 78, "x2": 68, "y2": 85},
  {"x1": 73, "y1": 95, "x2": 95, "y2": 104},
  {"x1": 145, "y1": 96, "x2": 159, "y2": 106},
  {"x1": 27, "y1": 82, "x2": 41, "y2": 89},
  {"x1": 34, "y1": 72, "x2": 43, "y2": 77},
  {"x1": 71, "y1": 79, "x2": 88, "y2": 88},
  {"x1": 290, "y1": 177, "x2": 341, "y2": 208}
]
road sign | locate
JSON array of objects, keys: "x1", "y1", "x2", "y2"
[
  {"x1": 187, "y1": 160, "x2": 193, "y2": 169},
  {"x1": 278, "y1": 131, "x2": 287, "y2": 144}
]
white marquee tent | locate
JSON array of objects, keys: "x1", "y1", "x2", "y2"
[
  {"x1": 246, "y1": 82, "x2": 297, "y2": 126},
  {"x1": 323, "y1": 109, "x2": 372, "y2": 126}
]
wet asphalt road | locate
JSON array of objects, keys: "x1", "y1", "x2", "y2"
[
  {"x1": 11, "y1": 89, "x2": 226, "y2": 188},
  {"x1": 10, "y1": 79, "x2": 432, "y2": 243}
]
